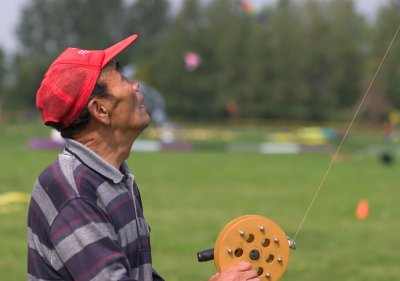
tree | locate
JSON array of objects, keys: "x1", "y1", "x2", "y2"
[
  {"x1": 17, "y1": 0, "x2": 127, "y2": 57},
  {"x1": 0, "y1": 48, "x2": 5, "y2": 118},
  {"x1": 4, "y1": 54, "x2": 48, "y2": 111},
  {"x1": 256, "y1": 0, "x2": 308, "y2": 119},
  {"x1": 7, "y1": 0, "x2": 125, "y2": 110},
  {"x1": 300, "y1": 0, "x2": 367, "y2": 121},
  {"x1": 325, "y1": 0, "x2": 366, "y2": 109},
  {"x1": 4, "y1": 0, "x2": 377, "y2": 122},
  {"x1": 122, "y1": 0, "x2": 170, "y2": 63},
  {"x1": 7, "y1": 0, "x2": 170, "y2": 111},
  {"x1": 204, "y1": 0, "x2": 253, "y2": 118},
  {"x1": 147, "y1": 0, "x2": 209, "y2": 118},
  {"x1": 372, "y1": 0, "x2": 400, "y2": 112},
  {"x1": 146, "y1": 0, "x2": 370, "y2": 121}
]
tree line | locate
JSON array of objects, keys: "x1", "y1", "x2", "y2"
[{"x1": 1, "y1": 0, "x2": 400, "y2": 123}]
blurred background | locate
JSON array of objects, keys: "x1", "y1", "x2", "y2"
[
  {"x1": 1, "y1": 0, "x2": 400, "y2": 125},
  {"x1": 1, "y1": 0, "x2": 400, "y2": 280}
]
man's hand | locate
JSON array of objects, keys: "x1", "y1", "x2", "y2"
[{"x1": 208, "y1": 262, "x2": 260, "y2": 281}]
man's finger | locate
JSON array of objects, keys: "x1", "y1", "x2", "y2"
[{"x1": 235, "y1": 261, "x2": 252, "y2": 271}]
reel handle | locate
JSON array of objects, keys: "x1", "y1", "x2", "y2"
[{"x1": 197, "y1": 248, "x2": 214, "y2": 262}]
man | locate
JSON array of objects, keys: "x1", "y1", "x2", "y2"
[{"x1": 28, "y1": 34, "x2": 260, "y2": 281}]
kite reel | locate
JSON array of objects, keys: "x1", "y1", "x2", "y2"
[{"x1": 197, "y1": 215, "x2": 296, "y2": 281}]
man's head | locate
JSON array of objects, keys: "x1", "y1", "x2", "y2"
[
  {"x1": 84, "y1": 60, "x2": 151, "y2": 137},
  {"x1": 36, "y1": 34, "x2": 149, "y2": 138}
]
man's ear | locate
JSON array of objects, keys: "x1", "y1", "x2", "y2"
[{"x1": 87, "y1": 99, "x2": 111, "y2": 125}]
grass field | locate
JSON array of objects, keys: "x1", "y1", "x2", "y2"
[{"x1": 0, "y1": 120, "x2": 399, "y2": 281}]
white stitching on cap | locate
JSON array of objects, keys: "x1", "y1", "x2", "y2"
[{"x1": 77, "y1": 50, "x2": 91, "y2": 56}]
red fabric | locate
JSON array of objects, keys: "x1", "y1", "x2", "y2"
[{"x1": 36, "y1": 34, "x2": 138, "y2": 127}]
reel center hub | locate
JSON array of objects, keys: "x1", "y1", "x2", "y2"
[{"x1": 249, "y1": 249, "x2": 260, "y2": 260}]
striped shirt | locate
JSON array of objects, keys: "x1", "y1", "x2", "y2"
[{"x1": 28, "y1": 138, "x2": 164, "y2": 281}]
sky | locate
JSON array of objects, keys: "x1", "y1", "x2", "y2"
[{"x1": 0, "y1": 0, "x2": 392, "y2": 54}]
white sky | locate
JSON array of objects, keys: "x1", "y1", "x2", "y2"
[{"x1": 0, "y1": 0, "x2": 391, "y2": 54}]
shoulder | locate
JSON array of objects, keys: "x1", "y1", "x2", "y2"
[
  {"x1": 36, "y1": 155, "x2": 79, "y2": 202},
  {"x1": 37, "y1": 152, "x2": 109, "y2": 200},
  {"x1": 31, "y1": 153, "x2": 106, "y2": 224}
]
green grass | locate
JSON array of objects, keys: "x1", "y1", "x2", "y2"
[{"x1": 0, "y1": 120, "x2": 399, "y2": 280}]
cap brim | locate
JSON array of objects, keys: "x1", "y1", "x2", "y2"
[{"x1": 102, "y1": 34, "x2": 138, "y2": 67}]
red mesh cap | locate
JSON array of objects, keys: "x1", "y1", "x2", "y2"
[{"x1": 36, "y1": 34, "x2": 138, "y2": 127}]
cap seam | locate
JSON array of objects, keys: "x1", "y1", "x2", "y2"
[
  {"x1": 43, "y1": 79, "x2": 73, "y2": 105},
  {"x1": 63, "y1": 69, "x2": 100, "y2": 126},
  {"x1": 51, "y1": 61, "x2": 102, "y2": 69}
]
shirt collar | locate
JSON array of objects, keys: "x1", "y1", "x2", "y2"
[{"x1": 64, "y1": 138, "x2": 131, "y2": 184}]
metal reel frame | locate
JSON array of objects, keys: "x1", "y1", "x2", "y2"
[{"x1": 213, "y1": 215, "x2": 290, "y2": 281}]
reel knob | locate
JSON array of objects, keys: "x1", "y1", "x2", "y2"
[{"x1": 197, "y1": 248, "x2": 214, "y2": 262}]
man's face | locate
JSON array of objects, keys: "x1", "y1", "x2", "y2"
[{"x1": 99, "y1": 62, "x2": 151, "y2": 135}]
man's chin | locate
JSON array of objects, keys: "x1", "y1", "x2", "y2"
[{"x1": 140, "y1": 118, "x2": 151, "y2": 131}]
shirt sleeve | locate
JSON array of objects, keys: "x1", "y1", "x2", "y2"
[{"x1": 49, "y1": 198, "x2": 137, "y2": 281}]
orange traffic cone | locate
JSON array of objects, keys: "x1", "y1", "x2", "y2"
[{"x1": 355, "y1": 199, "x2": 369, "y2": 220}]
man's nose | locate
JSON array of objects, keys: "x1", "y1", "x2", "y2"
[{"x1": 131, "y1": 81, "x2": 139, "y2": 92}]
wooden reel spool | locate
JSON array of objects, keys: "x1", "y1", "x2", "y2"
[{"x1": 198, "y1": 215, "x2": 295, "y2": 281}]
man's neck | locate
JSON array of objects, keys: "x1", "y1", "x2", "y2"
[{"x1": 73, "y1": 129, "x2": 135, "y2": 169}]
